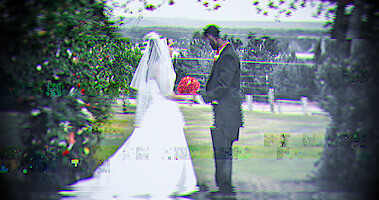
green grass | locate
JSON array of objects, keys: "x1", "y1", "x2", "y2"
[
  {"x1": 94, "y1": 102, "x2": 331, "y2": 191},
  {"x1": 91, "y1": 105, "x2": 135, "y2": 164},
  {"x1": 3, "y1": 102, "x2": 351, "y2": 198},
  {"x1": 179, "y1": 105, "x2": 331, "y2": 189}
]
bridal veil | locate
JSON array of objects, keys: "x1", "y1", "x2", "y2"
[{"x1": 130, "y1": 32, "x2": 176, "y2": 126}]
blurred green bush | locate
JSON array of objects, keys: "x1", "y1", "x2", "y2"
[{"x1": 0, "y1": 0, "x2": 141, "y2": 191}]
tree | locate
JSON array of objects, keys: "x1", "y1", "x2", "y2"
[
  {"x1": 172, "y1": 31, "x2": 213, "y2": 89},
  {"x1": 0, "y1": 0, "x2": 141, "y2": 198},
  {"x1": 241, "y1": 33, "x2": 282, "y2": 99},
  {"x1": 228, "y1": 36, "x2": 244, "y2": 51}
]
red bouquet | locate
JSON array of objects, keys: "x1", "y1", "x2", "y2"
[{"x1": 177, "y1": 76, "x2": 200, "y2": 95}]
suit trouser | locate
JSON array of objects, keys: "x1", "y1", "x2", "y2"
[{"x1": 210, "y1": 126, "x2": 239, "y2": 191}]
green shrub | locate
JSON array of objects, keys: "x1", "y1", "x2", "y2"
[{"x1": 0, "y1": 0, "x2": 141, "y2": 189}]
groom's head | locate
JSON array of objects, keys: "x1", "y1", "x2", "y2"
[{"x1": 203, "y1": 25, "x2": 221, "y2": 50}]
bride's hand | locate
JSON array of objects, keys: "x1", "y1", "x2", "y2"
[
  {"x1": 166, "y1": 93, "x2": 188, "y2": 101},
  {"x1": 166, "y1": 93, "x2": 200, "y2": 103},
  {"x1": 189, "y1": 95, "x2": 200, "y2": 104}
]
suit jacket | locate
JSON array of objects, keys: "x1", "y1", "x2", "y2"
[{"x1": 202, "y1": 44, "x2": 243, "y2": 141}]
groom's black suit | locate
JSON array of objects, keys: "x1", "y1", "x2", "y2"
[{"x1": 201, "y1": 43, "x2": 242, "y2": 192}]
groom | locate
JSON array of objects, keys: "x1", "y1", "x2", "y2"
[{"x1": 200, "y1": 25, "x2": 242, "y2": 196}]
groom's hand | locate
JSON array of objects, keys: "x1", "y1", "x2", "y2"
[
  {"x1": 199, "y1": 89, "x2": 212, "y2": 104},
  {"x1": 199, "y1": 89, "x2": 206, "y2": 98},
  {"x1": 189, "y1": 95, "x2": 200, "y2": 104}
]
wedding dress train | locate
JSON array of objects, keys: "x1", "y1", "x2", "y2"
[{"x1": 60, "y1": 80, "x2": 199, "y2": 199}]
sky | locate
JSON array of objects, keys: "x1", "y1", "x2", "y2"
[{"x1": 109, "y1": 0, "x2": 331, "y2": 22}]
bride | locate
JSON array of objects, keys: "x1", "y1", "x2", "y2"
[{"x1": 60, "y1": 32, "x2": 199, "y2": 199}]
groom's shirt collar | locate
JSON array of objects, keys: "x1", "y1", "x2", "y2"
[{"x1": 214, "y1": 42, "x2": 230, "y2": 62}]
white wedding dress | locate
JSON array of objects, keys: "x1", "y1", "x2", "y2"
[{"x1": 60, "y1": 80, "x2": 199, "y2": 199}]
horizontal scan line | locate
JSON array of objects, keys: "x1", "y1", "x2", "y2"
[{"x1": 175, "y1": 57, "x2": 314, "y2": 66}]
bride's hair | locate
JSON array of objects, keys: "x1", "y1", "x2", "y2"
[
  {"x1": 131, "y1": 31, "x2": 176, "y2": 126},
  {"x1": 143, "y1": 31, "x2": 162, "y2": 40},
  {"x1": 144, "y1": 31, "x2": 172, "y2": 46}
]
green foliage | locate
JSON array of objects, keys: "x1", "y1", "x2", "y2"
[
  {"x1": 241, "y1": 33, "x2": 283, "y2": 98},
  {"x1": 173, "y1": 30, "x2": 319, "y2": 100},
  {"x1": 228, "y1": 35, "x2": 244, "y2": 50},
  {"x1": 0, "y1": 0, "x2": 141, "y2": 189},
  {"x1": 270, "y1": 64, "x2": 317, "y2": 100},
  {"x1": 312, "y1": 36, "x2": 379, "y2": 193},
  {"x1": 245, "y1": 33, "x2": 281, "y2": 60},
  {"x1": 173, "y1": 33, "x2": 213, "y2": 90}
]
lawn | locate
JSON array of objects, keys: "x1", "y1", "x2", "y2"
[
  {"x1": 2, "y1": 102, "x2": 363, "y2": 199},
  {"x1": 94, "y1": 101, "x2": 332, "y2": 195}
]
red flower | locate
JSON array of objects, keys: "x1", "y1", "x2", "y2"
[
  {"x1": 106, "y1": 55, "x2": 110, "y2": 59},
  {"x1": 77, "y1": 75, "x2": 80, "y2": 78},
  {"x1": 62, "y1": 149, "x2": 70, "y2": 156},
  {"x1": 177, "y1": 76, "x2": 200, "y2": 95},
  {"x1": 77, "y1": 83, "x2": 81, "y2": 88},
  {"x1": 68, "y1": 132, "x2": 76, "y2": 145}
]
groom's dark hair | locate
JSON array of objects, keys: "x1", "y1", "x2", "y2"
[{"x1": 203, "y1": 25, "x2": 220, "y2": 39}]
